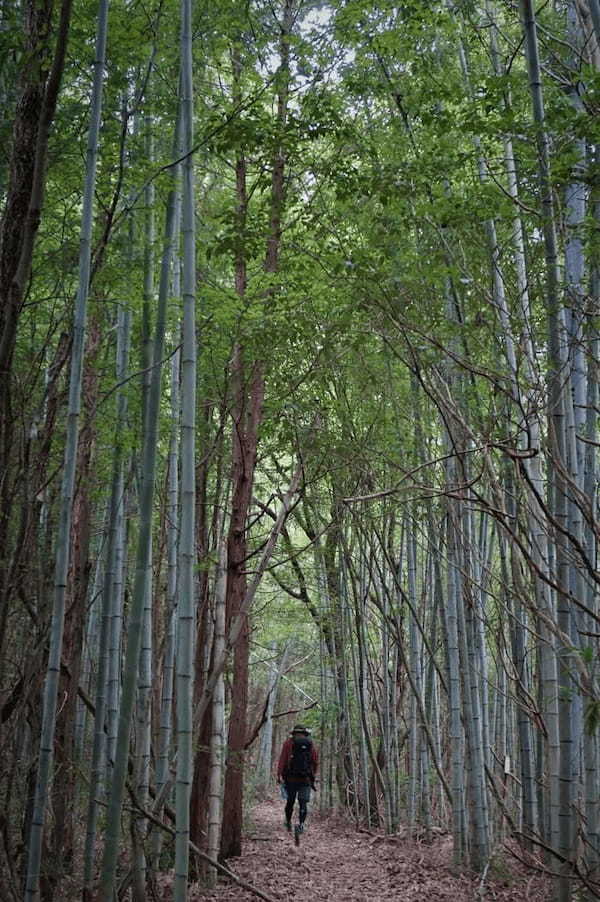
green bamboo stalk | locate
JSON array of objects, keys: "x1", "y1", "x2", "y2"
[
  {"x1": 206, "y1": 539, "x2": 227, "y2": 888},
  {"x1": 82, "y1": 304, "x2": 131, "y2": 898},
  {"x1": 583, "y1": 145, "x2": 600, "y2": 894},
  {"x1": 106, "y1": 460, "x2": 126, "y2": 767},
  {"x1": 444, "y1": 497, "x2": 466, "y2": 868},
  {"x1": 74, "y1": 527, "x2": 104, "y2": 763},
  {"x1": 521, "y1": 5, "x2": 577, "y2": 897},
  {"x1": 152, "y1": 346, "x2": 180, "y2": 866},
  {"x1": 173, "y1": 0, "x2": 196, "y2": 892},
  {"x1": 24, "y1": 1, "x2": 109, "y2": 896},
  {"x1": 150, "y1": 114, "x2": 183, "y2": 863},
  {"x1": 96, "y1": 109, "x2": 180, "y2": 902},
  {"x1": 407, "y1": 525, "x2": 419, "y2": 835},
  {"x1": 132, "y1": 96, "x2": 157, "y2": 899}
]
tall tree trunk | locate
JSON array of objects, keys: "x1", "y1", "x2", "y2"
[
  {"x1": 97, "y1": 102, "x2": 180, "y2": 902},
  {"x1": 256, "y1": 642, "x2": 289, "y2": 795},
  {"x1": 174, "y1": 0, "x2": 197, "y2": 891},
  {"x1": 521, "y1": 3, "x2": 573, "y2": 896},
  {"x1": 24, "y1": 0, "x2": 108, "y2": 894},
  {"x1": 152, "y1": 346, "x2": 179, "y2": 867},
  {"x1": 583, "y1": 141, "x2": 600, "y2": 895},
  {"x1": 49, "y1": 317, "x2": 100, "y2": 899},
  {"x1": 220, "y1": 0, "x2": 295, "y2": 849},
  {"x1": 0, "y1": 0, "x2": 72, "y2": 634},
  {"x1": 322, "y1": 513, "x2": 356, "y2": 815},
  {"x1": 220, "y1": 355, "x2": 264, "y2": 859},
  {"x1": 83, "y1": 306, "x2": 131, "y2": 900},
  {"x1": 206, "y1": 539, "x2": 227, "y2": 888}
]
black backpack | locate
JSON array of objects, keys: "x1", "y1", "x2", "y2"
[{"x1": 287, "y1": 735, "x2": 313, "y2": 778}]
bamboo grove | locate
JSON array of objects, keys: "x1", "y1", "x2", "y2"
[{"x1": 1, "y1": 0, "x2": 600, "y2": 900}]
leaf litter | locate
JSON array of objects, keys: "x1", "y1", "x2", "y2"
[{"x1": 186, "y1": 799, "x2": 553, "y2": 902}]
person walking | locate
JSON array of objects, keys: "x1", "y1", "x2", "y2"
[{"x1": 277, "y1": 724, "x2": 318, "y2": 844}]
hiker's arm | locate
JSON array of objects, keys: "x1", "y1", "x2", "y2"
[
  {"x1": 311, "y1": 745, "x2": 318, "y2": 776},
  {"x1": 276, "y1": 739, "x2": 290, "y2": 781}
]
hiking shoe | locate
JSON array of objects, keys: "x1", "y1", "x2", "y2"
[
  {"x1": 294, "y1": 823, "x2": 303, "y2": 845},
  {"x1": 284, "y1": 820, "x2": 291, "y2": 833}
]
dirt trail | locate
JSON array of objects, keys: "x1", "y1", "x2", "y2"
[{"x1": 189, "y1": 799, "x2": 553, "y2": 901}]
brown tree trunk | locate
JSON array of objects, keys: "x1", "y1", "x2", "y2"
[
  {"x1": 189, "y1": 597, "x2": 212, "y2": 874},
  {"x1": 0, "y1": 0, "x2": 72, "y2": 676},
  {"x1": 189, "y1": 399, "x2": 214, "y2": 875},
  {"x1": 220, "y1": 359, "x2": 264, "y2": 860},
  {"x1": 47, "y1": 317, "x2": 100, "y2": 898},
  {"x1": 220, "y1": 3, "x2": 292, "y2": 858}
]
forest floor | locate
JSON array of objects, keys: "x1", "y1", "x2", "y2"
[{"x1": 183, "y1": 798, "x2": 554, "y2": 902}]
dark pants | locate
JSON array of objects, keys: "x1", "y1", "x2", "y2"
[{"x1": 284, "y1": 781, "x2": 311, "y2": 824}]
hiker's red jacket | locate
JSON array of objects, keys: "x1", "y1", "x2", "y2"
[{"x1": 277, "y1": 737, "x2": 319, "y2": 784}]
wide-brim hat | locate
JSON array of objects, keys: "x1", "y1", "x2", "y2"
[{"x1": 291, "y1": 723, "x2": 310, "y2": 734}]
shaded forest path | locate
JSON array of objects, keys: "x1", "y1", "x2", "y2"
[{"x1": 191, "y1": 799, "x2": 553, "y2": 901}]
